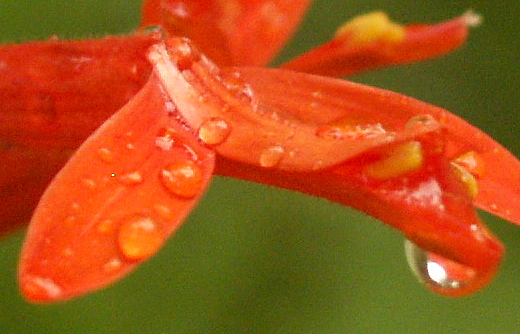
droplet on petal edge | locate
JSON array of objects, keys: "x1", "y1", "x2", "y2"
[
  {"x1": 22, "y1": 275, "x2": 63, "y2": 301},
  {"x1": 198, "y1": 118, "x2": 231, "y2": 146},
  {"x1": 259, "y1": 145, "x2": 285, "y2": 168},
  {"x1": 159, "y1": 160, "x2": 203, "y2": 198},
  {"x1": 404, "y1": 239, "x2": 483, "y2": 296},
  {"x1": 117, "y1": 215, "x2": 164, "y2": 261}
]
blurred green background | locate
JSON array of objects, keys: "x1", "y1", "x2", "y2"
[{"x1": 1, "y1": 0, "x2": 519, "y2": 333}]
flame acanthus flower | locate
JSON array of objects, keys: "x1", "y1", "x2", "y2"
[{"x1": 0, "y1": 0, "x2": 519, "y2": 302}]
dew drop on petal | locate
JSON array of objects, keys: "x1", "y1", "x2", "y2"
[
  {"x1": 198, "y1": 118, "x2": 231, "y2": 146},
  {"x1": 82, "y1": 178, "x2": 96, "y2": 189},
  {"x1": 153, "y1": 204, "x2": 173, "y2": 221},
  {"x1": 118, "y1": 171, "x2": 143, "y2": 185},
  {"x1": 159, "y1": 160, "x2": 203, "y2": 198},
  {"x1": 22, "y1": 275, "x2": 63, "y2": 300},
  {"x1": 97, "y1": 147, "x2": 114, "y2": 163},
  {"x1": 259, "y1": 145, "x2": 285, "y2": 168},
  {"x1": 117, "y1": 215, "x2": 164, "y2": 260},
  {"x1": 405, "y1": 114, "x2": 437, "y2": 130},
  {"x1": 97, "y1": 219, "x2": 114, "y2": 234},
  {"x1": 404, "y1": 239, "x2": 481, "y2": 295},
  {"x1": 103, "y1": 257, "x2": 123, "y2": 274}
]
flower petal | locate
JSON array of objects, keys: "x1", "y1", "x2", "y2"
[
  {"x1": 215, "y1": 141, "x2": 504, "y2": 296},
  {"x1": 150, "y1": 38, "x2": 442, "y2": 172},
  {"x1": 141, "y1": 0, "x2": 313, "y2": 66},
  {"x1": 282, "y1": 11, "x2": 479, "y2": 77},
  {"x1": 0, "y1": 35, "x2": 158, "y2": 236},
  {"x1": 18, "y1": 76, "x2": 215, "y2": 302}
]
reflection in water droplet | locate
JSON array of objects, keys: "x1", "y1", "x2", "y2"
[
  {"x1": 404, "y1": 239, "x2": 479, "y2": 295},
  {"x1": 118, "y1": 215, "x2": 164, "y2": 260},
  {"x1": 198, "y1": 118, "x2": 231, "y2": 146},
  {"x1": 97, "y1": 148, "x2": 114, "y2": 163},
  {"x1": 159, "y1": 160, "x2": 203, "y2": 198},
  {"x1": 23, "y1": 275, "x2": 63, "y2": 300},
  {"x1": 259, "y1": 145, "x2": 284, "y2": 168}
]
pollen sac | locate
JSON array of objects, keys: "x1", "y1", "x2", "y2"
[
  {"x1": 335, "y1": 11, "x2": 405, "y2": 45},
  {"x1": 365, "y1": 141, "x2": 424, "y2": 179},
  {"x1": 159, "y1": 160, "x2": 203, "y2": 198},
  {"x1": 451, "y1": 162, "x2": 479, "y2": 199},
  {"x1": 453, "y1": 151, "x2": 485, "y2": 178}
]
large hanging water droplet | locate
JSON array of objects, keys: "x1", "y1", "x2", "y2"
[
  {"x1": 117, "y1": 215, "x2": 164, "y2": 260},
  {"x1": 259, "y1": 145, "x2": 285, "y2": 168},
  {"x1": 404, "y1": 239, "x2": 481, "y2": 296},
  {"x1": 198, "y1": 118, "x2": 231, "y2": 146},
  {"x1": 159, "y1": 160, "x2": 203, "y2": 198}
]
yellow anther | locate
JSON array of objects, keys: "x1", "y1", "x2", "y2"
[
  {"x1": 335, "y1": 11, "x2": 405, "y2": 45},
  {"x1": 365, "y1": 141, "x2": 424, "y2": 180},
  {"x1": 451, "y1": 162, "x2": 479, "y2": 199},
  {"x1": 453, "y1": 151, "x2": 485, "y2": 178}
]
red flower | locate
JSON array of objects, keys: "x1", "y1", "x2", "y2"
[{"x1": 1, "y1": 1, "x2": 519, "y2": 302}]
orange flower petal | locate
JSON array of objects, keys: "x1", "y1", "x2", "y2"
[
  {"x1": 150, "y1": 38, "x2": 443, "y2": 172},
  {"x1": 0, "y1": 35, "x2": 159, "y2": 236},
  {"x1": 282, "y1": 11, "x2": 479, "y2": 77},
  {"x1": 18, "y1": 76, "x2": 215, "y2": 302},
  {"x1": 141, "y1": 0, "x2": 313, "y2": 66}
]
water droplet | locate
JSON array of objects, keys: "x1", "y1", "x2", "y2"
[
  {"x1": 22, "y1": 275, "x2": 63, "y2": 300},
  {"x1": 126, "y1": 143, "x2": 135, "y2": 150},
  {"x1": 159, "y1": 160, "x2": 203, "y2": 198},
  {"x1": 259, "y1": 145, "x2": 284, "y2": 168},
  {"x1": 153, "y1": 204, "x2": 173, "y2": 221},
  {"x1": 405, "y1": 114, "x2": 437, "y2": 130},
  {"x1": 198, "y1": 118, "x2": 231, "y2": 146},
  {"x1": 118, "y1": 171, "x2": 143, "y2": 185},
  {"x1": 316, "y1": 123, "x2": 386, "y2": 140},
  {"x1": 166, "y1": 38, "x2": 201, "y2": 71},
  {"x1": 97, "y1": 148, "x2": 114, "y2": 163},
  {"x1": 117, "y1": 215, "x2": 164, "y2": 260},
  {"x1": 97, "y1": 219, "x2": 114, "y2": 234},
  {"x1": 404, "y1": 239, "x2": 481, "y2": 296},
  {"x1": 103, "y1": 258, "x2": 122, "y2": 273},
  {"x1": 62, "y1": 247, "x2": 74, "y2": 257},
  {"x1": 165, "y1": 100, "x2": 177, "y2": 115},
  {"x1": 82, "y1": 178, "x2": 96, "y2": 189},
  {"x1": 220, "y1": 71, "x2": 254, "y2": 104}
]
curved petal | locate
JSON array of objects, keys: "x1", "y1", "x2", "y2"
[
  {"x1": 141, "y1": 0, "x2": 313, "y2": 66},
  {"x1": 152, "y1": 38, "x2": 520, "y2": 224},
  {"x1": 215, "y1": 147, "x2": 503, "y2": 296},
  {"x1": 150, "y1": 38, "x2": 442, "y2": 172},
  {"x1": 18, "y1": 75, "x2": 215, "y2": 302},
  {"x1": 282, "y1": 11, "x2": 479, "y2": 77},
  {"x1": 0, "y1": 35, "x2": 159, "y2": 236}
]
